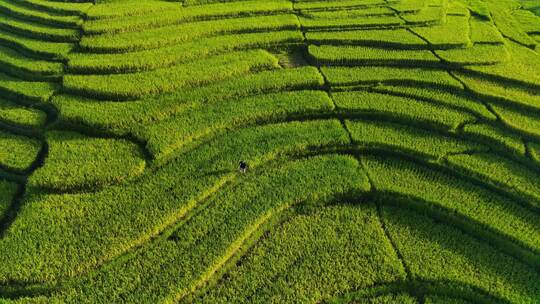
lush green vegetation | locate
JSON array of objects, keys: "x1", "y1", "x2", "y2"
[
  {"x1": 83, "y1": 0, "x2": 293, "y2": 34},
  {"x1": 0, "y1": 129, "x2": 41, "y2": 172},
  {"x1": 381, "y1": 202, "x2": 540, "y2": 303},
  {"x1": 309, "y1": 45, "x2": 441, "y2": 66},
  {"x1": 135, "y1": 90, "x2": 335, "y2": 163},
  {"x1": 345, "y1": 119, "x2": 485, "y2": 158},
  {"x1": 334, "y1": 90, "x2": 477, "y2": 130},
  {"x1": 0, "y1": 0, "x2": 538, "y2": 302},
  {"x1": 306, "y1": 28, "x2": 428, "y2": 49},
  {"x1": 79, "y1": 14, "x2": 300, "y2": 53},
  {"x1": 53, "y1": 67, "x2": 325, "y2": 133},
  {"x1": 446, "y1": 152, "x2": 540, "y2": 207},
  {"x1": 63, "y1": 49, "x2": 280, "y2": 100},
  {"x1": 67, "y1": 31, "x2": 303, "y2": 74},
  {"x1": 28, "y1": 131, "x2": 146, "y2": 192},
  {"x1": 0, "y1": 179, "x2": 16, "y2": 219},
  {"x1": 195, "y1": 203, "x2": 405, "y2": 303},
  {"x1": 0, "y1": 44, "x2": 62, "y2": 81},
  {"x1": 362, "y1": 155, "x2": 540, "y2": 255},
  {"x1": 0, "y1": 97, "x2": 46, "y2": 129}
]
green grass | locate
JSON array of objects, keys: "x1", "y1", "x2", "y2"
[
  {"x1": 382, "y1": 202, "x2": 540, "y2": 303},
  {"x1": 54, "y1": 67, "x2": 324, "y2": 133},
  {"x1": 135, "y1": 90, "x2": 335, "y2": 163},
  {"x1": 411, "y1": 15, "x2": 472, "y2": 48},
  {"x1": 389, "y1": 0, "x2": 427, "y2": 13},
  {"x1": 0, "y1": 0, "x2": 82, "y2": 28},
  {"x1": 530, "y1": 141, "x2": 540, "y2": 161},
  {"x1": 346, "y1": 120, "x2": 485, "y2": 159},
  {"x1": 295, "y1": 0, "x2": 390, "y2": 11},
  {"x1": 0, "y1": 72, "x2": 57, "y2": 103},
  {"x1": 455, "y1": 72, "x2": 540, "y2": 111},
  {"x1": 28, "y1": 131, "x2": 146, "y2": 192},
  {"x1": 521, "y1": 0, "x2": 540, "y2": 17},
  {"x1": 400, "y1": 5, "x2": 446, "y2": 25},
  {"x1": 334, "y1": 90, "x2": 476, "y2": 130},
  {"x1": 491, "y1": 103, "x2": 540, "y2": 137},
  {"x1": 0, "y1": 120, "x2": 351, "y2": 282},
  {"x1": 489, "y1": 5, "x2": 537, "y2": 48},
  {"x1": 354, "y1": 294, "x2": 418, "y2": 304},
  {"x1": 0, "y1": 44, "x2": 62, "y2": 80},
  {"x1": 446, "y1": 152, "x2": 540, "y2": 207},
  {"x1": 83, "y1": 0, "x2": 293, "y2": 34},
  {"x1": 0, "y1": 179, "x2": 17, "y2": 219},
  {"x1": 462, "y1": 123, "x2": 527, "y2": 156},
  {"x1": 68, "y1": 30, "x2": 303, "y2": 74},
  {"x1": 0, "y1": 29, "x2": 73, "y2": 60},
  {"x1": 446, "y1": 1, "x2": 469, "y2": 16},
  {"x1": 63, "y1": 50, "x2": 280, "y2": 100},
  {"x1": 0, "y1": 13, "x2": 80, "y2": 42},
  {"x1": 306, "y1": 29, "x2": 428, "y2": 49},
  {"x1": 425, "y1": 296, "x2": 472, "y2": 304},
  {"x1": 309, "y1": 45, "x2": 441, "y2": 66},
  {"x1": 9, "y1": 0, "x2": 92, "y2": 16},
  {"x1": 56, "y1": 154, "x2": 368, "y2": 302},
  {"x1": 0, "y1": 129, "x2": 41, "y2": 172},
  {"x1": 79, "y1": 14, "x2": 300, "y2": 53},
  {"x1": 321, "y1": 66, "x2": 463, "y2": 89},
  {"x1": 0, "y1": 97, "x2": 46, "y2": 129},
  {"x1": 470, "y1": 18, "x2": 505, "y2": 44},
  {"x1": 301, "y1": 6, "x2": 395, "y2": 19},
  {"x1": 195, "y1": 203, "x2": 405, "y2": 303},
  {"x1": 463, "y1": 41, "x2": 540, "y2": 87},
  {"x1": 371, "y1": 85, "x2": 496, "y2": 120},
  {"x1": 513, "y1": 9, "x2": 540, "y2": 33},
  {"x1": 459, "y1": 0, "x2": 491, "y2": 20},
  {"x1": 0, "y1": 0, "x2": 538, "y2": 302},
  {"x1": 362, "y1": 155, "x2": 540, "y2": 254},
  {"x1": 84, "y1": 0, "x2": 181, "y2": 20},
  {"x1": 436, "y1": 44, "x2": 510, "y2": 65},
  {"x1": 299, "y1": 15, "x2": 404, "y2": 29}
]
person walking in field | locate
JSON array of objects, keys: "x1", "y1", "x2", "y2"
[{"x1": 239, "y1": 161, "x2": 248, "y2": 174}]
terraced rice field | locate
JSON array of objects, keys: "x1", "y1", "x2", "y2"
[{"x1": 0, "y1": 0, "x2": 539, "y2": 302}]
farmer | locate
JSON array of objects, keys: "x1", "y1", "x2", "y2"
[{"x1": 239, "y1": 161, "x2": 248, "y2": 174}]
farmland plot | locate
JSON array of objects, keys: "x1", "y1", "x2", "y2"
[{"x1": 0, "y1": 0, "x2": 538, "y2": 303}]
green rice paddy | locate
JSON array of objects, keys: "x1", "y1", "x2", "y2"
[{"x1": 0, "y1": 0, "x2": 538, "y2": 303}]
